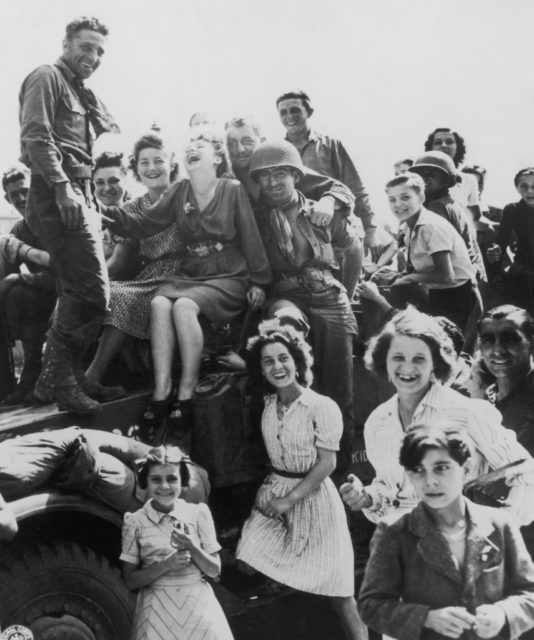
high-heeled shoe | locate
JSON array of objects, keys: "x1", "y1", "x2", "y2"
[
  {"x1": 168, "y1": 398, "x2": 194, "y2": 429},
  {"x1": 141, "y1": 388, "x2": 176, "y2": 426}
]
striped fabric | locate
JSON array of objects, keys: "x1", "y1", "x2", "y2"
[
  {"x1": 121, "y1": 499, "x2": 233, "y2": 640},
  {"x1": 236, "y1": 389, "x2": 354, "y2": 596},
  {"x1": 363, "y1": 383, "x2": 534, "y2": 526}
]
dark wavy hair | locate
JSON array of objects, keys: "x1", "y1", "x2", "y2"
[
  {"x1": 137, "y1": 445, "x2": 190, "y2": 490},
  {"x1": 129, "y1": 133, "x2": 179, "y2": 183},
  {"x1": 246, "y1": 319, "x2": 313, "y2": 393},
  {"x1": 275, "y1": 90, "x2": 314, "y2": 117},
  {"x1": 65, "y1": 17, "x2": 109, "y2": 39},
  {"x1": 479, "y1": 304, "x2": 534, "y2": 343},
  {"x1": 92, "y1": 151, "x2": 127, "y2": 176},
  {"x1": 365, "y1": 307, "x2": 456, "y2": 383},
  {"x1": 400, "y1": 426, "x2": 472, "y2": 471},
  {"x1": 424, "y1": 128, "x2": 466, "y2": 167}
]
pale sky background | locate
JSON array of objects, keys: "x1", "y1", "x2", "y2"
[{"x1": 1, "y1": 0, "x2": 533, "y2": 223}]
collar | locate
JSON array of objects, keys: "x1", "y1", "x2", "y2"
[
  {"x1": 408, "y1": 499, "x2": 498, "y2": 585},
  {"x1": 267, "y1": 386, "x2": 314, "y2": 408},
  {"x1": 55, "y1": 58, "x2": 78, "y2": 84},
  {"x1": 143, "y1": 498, "x2": 186, "y2": 525},
  {"x1": 411, "y1": 206, "x2": 437, "y2": 229},
  {"x1": 495, "y1": 368, "x2": 534, "y2": 409},
  {"x1": 284, "y1": 128, "x2": 316, "y2": 144}
]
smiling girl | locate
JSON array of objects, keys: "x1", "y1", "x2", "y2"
[
  {"x1": 236, "y1": 320, "x2": 367, "y2": 640},
  {"x1": 120, "y1": 445, "x2": 234, "y2": 640},
  {"x1": 339, "y1": 306, "x2": 534, "y2": 527},
  {"x1": 359, "y1": 426, "x2": 534, "y2": 640}
]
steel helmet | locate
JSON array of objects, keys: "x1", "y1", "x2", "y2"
[
  {"x1": 409, "y1": 150, "x2": 459, "y2": 186},
  {"x1": 249, "y1": 140, "x2": 304, "y2": 181}
]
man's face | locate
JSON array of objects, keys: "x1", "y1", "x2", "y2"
[
  {"x1": 226, "y1": 125, "x2": 262, "y2": 170},
  {"x1": 257, "y1": 167, "x2": 297, "y2": 206},
  {"x1": 4, "y1": 177, "x2": 29, "y2": 215},
  {"x1": 479, "y1": 316, "x2": 532, "y2": 380},
  {"x1": 62, "y1": 28, "x2": 106, "y2": 80},
  {"x1": 277, "y1": 98, "x2": 309, "y2": 137},
  {"x1": 516, "y1": 174, "x2": 534, "y2": 208}
]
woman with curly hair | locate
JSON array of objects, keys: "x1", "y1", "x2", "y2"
[
  {"x1": 236, "y1": 320, "x2": 366, "y2": 640},
  {"x1": 105, "y1": 127, "x2": 271, "y2": 433},
  {"x1": 339, "y1": 306, "x2": 534, "y2": 527}
]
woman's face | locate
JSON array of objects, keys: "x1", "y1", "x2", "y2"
[
  {"x1": 386, "y1": 184, "x2": 424, "y2": 223},
  {"x1": 431, "y1": 131, "x2": 457, "y2": 161},
  {"x1": 93, "y1": 166, "x2": 127, "y2": 206},
  {"x1": 184, "y1": 137, "x2": 221, "y2": 176},
  {"x1": 260, "y1": 341, "x2": 298, "y2": 391},
  {"x1": 146, "y1": 463, "x2": 182, "y2": 512},
  {"x1": 386, "y1": 334, "x2": 435, "y2": 395},
  {"x1": 407, "y1": 447, "x2": 470, "y2": 512},
  {"x1": 136, "y1": 147, "x2": 173, "y2": 191}
]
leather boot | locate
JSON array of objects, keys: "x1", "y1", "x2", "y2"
[
  {"x1": 71, "y1": 354, "x2": 126, "y2": 402},
  {"x1": 5, "y1": 325, "x2": 46, "y2": 404},
  {"x1": 33, "y1": 335, "x2": 101, "y2": 414}
]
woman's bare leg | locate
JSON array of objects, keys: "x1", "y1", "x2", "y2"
[
  {"x1": 150, "y1": 295, "x2": 176, "y2": 401},
  {"x1": 172, "y1": 297, "x2": 203, "y2": 400},
  {"x1": 330, "y1": 596, "x2": 368, "y2": 640},
  {"x1": 86, "y1": 326, "x2": 127, "y2": 383}
]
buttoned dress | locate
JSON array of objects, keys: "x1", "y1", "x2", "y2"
[
  {"x1": 362, "y1": 383, "x2": 534, "y2": 526},
  {"x1": 121, "y1": 499, "x2": 234, "y2": 640},
  {"x1": 236, "y1": 388, "x2": 354, "y2": 596}
]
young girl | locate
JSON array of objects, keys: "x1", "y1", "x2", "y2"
[
  {"x1": 359, "y1": 426, "x2": 534, "y2": 640},
  {"x1": 120, "y1": 445, "x2": 234, "y2": 640}
]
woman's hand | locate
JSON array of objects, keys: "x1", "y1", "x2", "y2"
[
  {"x1": 265, "y1": 496, "x2": 294, "y2": 518},
  {"x1": 474, "y1": 604, "x2": 506, "y2": 638},
  {"x1": 425, "y1": 607, "x2": 476, "y2": 638},
  {"x1": 339, "y1": 474, "x2": 372, "y2": 511},
  {"x1": 247, "y1": 285, "x2": 266, "y2": 311}
]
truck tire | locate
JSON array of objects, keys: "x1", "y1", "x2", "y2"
[{"x1": 0, "y1": 542, "x2": 134, "y2": 640}]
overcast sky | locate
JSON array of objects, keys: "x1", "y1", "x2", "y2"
[{"x1": 1, "y1": 0, "x2": 533, "y2": 221}]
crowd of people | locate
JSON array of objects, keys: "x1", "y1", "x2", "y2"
[{"x1": 2, "y1": 14, "x2": 534, "y2": 640}]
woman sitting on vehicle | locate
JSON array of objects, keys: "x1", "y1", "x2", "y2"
[
  {"x1": 86, "y1": 134, "x2": 181, "y2": 390},
  {"x1": 339, "y1": 306, "x2": 534, "y2": 527},
  {"x1": 105, "y1": 127, "x2": 271, "y2": 432},
  {"x1": 236, "y1": 320, "x2": 367, "y2": 640}
]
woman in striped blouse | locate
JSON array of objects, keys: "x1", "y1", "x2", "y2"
[{"x1": 340, "y1": 306, "x2": 534, "y2": 527}]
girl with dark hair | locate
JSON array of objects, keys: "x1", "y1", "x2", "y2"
[
  {"x1": 236, "y1": 320, "x2": 367, "y2": 640},
  {"x1": 339, "y1": 306, "x2": 534, "y2": 526},
  {"x1": 86, "y1": 134, "x2": 181, "y2": 389},
  {"x1": 359, "y1": 426, "x2": 534, "y2": 640},
  {"x1": 104, "y1": 127, "x2": 271, "y2": 434},
  {"x1": 121, "y1": 445, "x2": 234, "y2": 640}
]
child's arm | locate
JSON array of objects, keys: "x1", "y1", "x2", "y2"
[
  {"x1": 122, "y1": 551, "x2": 191, "y2": 591},
  {"x1": 171, "y1": 529, "x2": 221, "y2": 579}
]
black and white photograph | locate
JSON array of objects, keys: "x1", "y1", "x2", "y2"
[{"x1": 1, "y1": 1, "x2": 534, "y2": 639}]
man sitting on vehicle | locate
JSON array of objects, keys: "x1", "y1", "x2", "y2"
[{"x1": 249, "y1": 140, "x2": 357, "y2": 469}]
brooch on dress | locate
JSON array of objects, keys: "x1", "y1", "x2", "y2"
[{"x1": 184, "y1": 202, "x2": 196, "y2": 215}]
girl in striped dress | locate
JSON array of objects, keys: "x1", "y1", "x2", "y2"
[
  {"x1": 236, "y1": 320, "x2": 367, "y2": 640},
  {"x1": 120, "y1": 445, "x2": 234, "y2": 640}
]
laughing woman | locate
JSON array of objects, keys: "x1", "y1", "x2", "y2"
[
  {"x1": 105, "y1": 127, "x2": 271, "y2": 431},
  {"x1": 236, "y1": 320, "x2": 367, "y2": 640},
  {"x1": 339, "y1": 306, "x2": 534, "y2": 528}
]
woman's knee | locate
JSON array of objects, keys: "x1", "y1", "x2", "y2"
[
  {"x1": 151, "y1": 295, "x2": 172, "y2": 312},
  {"x1": 173, "y1": 297, "x2": 200, "y2": 318}
]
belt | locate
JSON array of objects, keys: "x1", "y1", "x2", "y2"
[
  {"x1": 272, "y1": 268, "x2": 337, "y2": 294},
  {"x1": 186, "y1": 240, "x2": 235, "y2": 257},
  {"x1": 271, "y1": 467, "x2": 308, "y2": 479}
]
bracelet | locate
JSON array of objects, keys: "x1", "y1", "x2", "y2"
[{"x1": 21, "y1": 246, "x2": 33, "y2": 262}]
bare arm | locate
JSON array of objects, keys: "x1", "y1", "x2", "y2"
[{"x1": 394, "y1": 250, "x2": 455, "y2": 286}]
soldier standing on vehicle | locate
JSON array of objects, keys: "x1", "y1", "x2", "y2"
[{"x1": 19, "y1": 16, "x2": 120, "y2": 414}]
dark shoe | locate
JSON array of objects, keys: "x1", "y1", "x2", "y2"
[
  {"x1": 79, "y1": 379, "x2": 126, "y2": 402},
  {"x1": 142, "y1": 389, "x2": 176, "y2": 426},
  {"x1": 168, "y1": 398, "x2": 194, "y2": 428}
]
